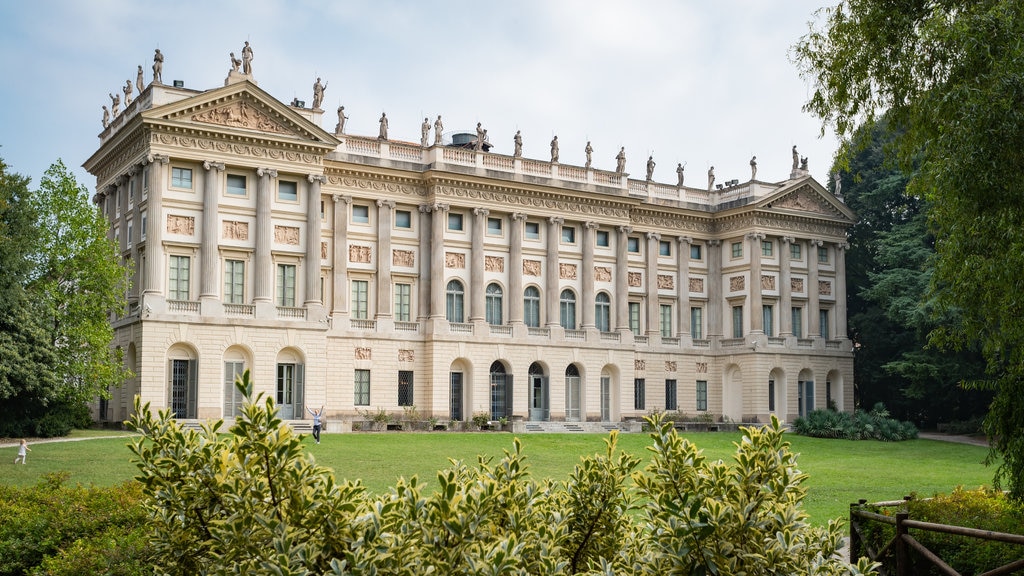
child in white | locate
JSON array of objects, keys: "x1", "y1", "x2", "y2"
[{"x1": 14, "y1": 439, "x2": 30, "y2": 464}]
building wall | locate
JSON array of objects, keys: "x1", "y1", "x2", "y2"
[{"x1": 87, "y1": 80, "x2": 855, "y2": 427}]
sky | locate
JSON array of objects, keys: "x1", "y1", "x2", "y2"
[{"x1": 0, "y1": 0, "x2": 839, "y2": 193}]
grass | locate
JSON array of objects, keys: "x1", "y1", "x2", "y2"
[{"x1": 0, "y1": 428, "x2": 994, "y2": 525}]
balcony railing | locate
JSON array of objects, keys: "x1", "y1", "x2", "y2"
[
  {"x1": 351, "y1": 319, "x2": 376, "y2": 330},
  {"x1": 224, "y1": 303, "x2": 255, "y2": 317},
  {"x1": 167, "y1": 299, "x2": 200, "y2": 314},
  {"x1": 276, "y1": 306, "x2": 307, "y2": 320}
]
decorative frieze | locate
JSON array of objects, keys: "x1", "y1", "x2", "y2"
[
  {"x1": 657, "y1": 274, "x2": 674, "y2": 290},
  {"x1": 635, "y1": 359, "x2": 646, "y2": 371},
  {"x1": 819, "y1": 280, "x2": 832, "y2": 296},
  {"x1": 274, "y1": 225, "x2": 300, "y2": 245},
  {"x1": 393, "y1": 249, "x2": 415, "y2": 267},
  {"x1": 594, "y1": 266, "x2": 612, "y2": 282},
  {"x1": 485, "y1": 255, "x2": 504, "y2": 272},
  {"x1": 690, "y1": 277, "x2": 704, "y2": 293},
  {"x1": 222, "y1": 220, "x2": 248, "y2": 240},
  {"x1": 349, "y1": 245, "x2": 372, "y2": 263},
  {"x1": 398, "y1": 349, "x2": 414, "y2": 362},
  {"x1": 730, "y1": 275, "x2": 745, "y2": 291},
  {"x1": 665, "y1": 361, "x2": 677, "y2": 372},
  {"x1": 191, "y1": 100, "x2": 290, "y2": 134},
  {"x1": 628, "y1": 272, "x2": 643, "y2": 287},
  {"x1": 559, "y1": 263, "x2": 577, "y2": 280},
  {"x1": 761, "y1": 275, "x2": 776, "y2": 290},
  {"x1": 792, "y1": 278, "x2": 804, "y2": 293},
  {"x1": 523, "y1": 259, "x2": 541, "y2": 276},
  {"x1": 354, "y1": 347, "x2": 371, "y2": 360},
  {"x1": 695, "y1": 362, "x2": 708, "y2": 373},
  {"x1": 166, "y1": 214, "x2": 194, "y2": 235},
  {"x1": 445, "y1": 252, "x2": 465, "y2": 268},
  {"x1": 321, "y1": 242, "x2": 328, "y2": 259}
]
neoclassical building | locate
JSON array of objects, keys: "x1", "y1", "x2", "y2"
[{"x1": 85, "y1": 61, "x2": 855, "y2": 430}]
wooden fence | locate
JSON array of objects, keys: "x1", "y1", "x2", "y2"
[{"x1": 850, "y1": 498, "x2": 1024, "y2": 575}]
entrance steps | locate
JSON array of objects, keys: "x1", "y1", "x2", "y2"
[{"x1": 515, "y1": 421, "x2": 640, "y2": 434}]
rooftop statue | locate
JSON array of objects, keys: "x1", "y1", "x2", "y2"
[
  {"x1": 152, "y1": 48, "x2": 164, "y2": 84},
  {"x1": 585, "y1": 141, "x2": 593, "y2": 168},
  {"x1": 242, "y1": 41, "x2": 253, "y2": 75},
  {"x1": 230, "y1": 52, "x2": 241, "y2": 72},
  {"x1": 109, "y1": 92, "x2": 120, "y2": 116},
  {"x1": 750, "y1": 155, "x2": 757, "y2": 180},
  {"x1": 550, "y1": 135, "x2": 559, "y2": 163},
  {"x1": 312, "y1": 77, "x2": 327, "y2": 109},
  {"x1": 615, "y1": 147, "x2": 626, "y2": 173},
  {"x1": 335, "y1": 106, "x2": 348, "y2": 135},
  {"x1": 434, "y1": 115, "x2": 443, "y2": 145},
  {"x1": 378, "y1": 112, "x2": 388, "y2": 140},
  {"x1": 676, "y1": 163, "x2": 685, "y2": 187},
  {"x1": 102, "y1": 105, "x2": 110, "y2": 129},
  {"x1": 513, "y1": 130, "x2": 522, "y2": 157},
  {"x1": 421, "y1": 117, "x2": 430, "y2": 147},
  {"x1": 646, "y1": 155, "x2": 656, "y2": 180},
  {"x1": 123, "y1": 79, "x2": 133, "y2": 107},
  {"x1": 136, "y1": 65, "x2": 144, "y2": 93},
  {"x1": 707, "y1": 166, "x2": 715, "y2": 191}
]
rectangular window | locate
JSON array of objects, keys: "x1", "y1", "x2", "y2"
[
  {"x1": 169, "y1": 255, "x2": 190, "y2": 300},
  {"x1": 732, "y1": 305, "x2": 743, "y2": 338},
  {"x1": 224, "y1": 259, "x2": 245, "y2": 304},
  {"x1": 487, "y1": 217, "x2": 503, "y2": 235},
  {"x1": 398, "y1": 371, "x2": 414, "y2": 406},
  {"x1": 525, "y1": 221, "x2": 541, "y2": 240},
  {"x1": 351, "y1": 280, "x2": 369, "y2": 319},
  {"x1": 696, "y1": 380, "x2": 708, "y2": 411},
  {"x1": 792, "y1": 307, "x2": 803, "y2": 338},
  {"x1": 690, "y1": 244, "x2": 702, "y2": 260},
  {"x1": 628, "y1": 302, "x2": 641, "y2": 335},
  {"x1": 226, "y1": 174, "x2": 247, "y2": 196},
  {"x1": 820, "y1": 309, "x2": 830, "y2": 339},
  {"x1": 634, "y1": 378, "x2": 646, "y2": 410},
  {"x1": 790, "y1": 243, "x2": 802, "y2": 260},
  {"x1": 129, "y1": 179, "x2": 136, "y2": 205},
  {"x1": 320, "y1": 200, "x2": 325, "y2": 221},
  {"x1": 140, "y1": 212, "x2": 147, "y2": 239},
  {"x1": 627, "y1": 237, "x2": 640, "y2": 253},
  {"x1": 352, "y1": 204, "x2": 370, "y2": 223},
  {"x1": 278, "y1": 180, "x2": 297, "y2": 202},
  {"x1": 395, "y1": 209, "x2": 412, "y2": 229},
  {"x1": 818, "y1": 245, "x2": 829, "y2": 263},
  {"x1": 665, "y1": 379, "x2": 678, "y2": 411},
  {"x1": 690, "y1": 306, "x2": 703, "y2": 339},
  {"x1": 561, "y1": 226, "x2": 576, "y2": 243},
  {"x1": 171, "y1": 167, "x2": 193, "y2": 189},
  {"x1": 142, "y1": 168, "x2": 149, "y2": 192},
  {"x1": 596, "y1": 230, "x2": 610, "y2": 247},
  {"x1": 276, "y1": 264, "x2": 296, "y2": 307},
  {"x1": 354, "y1": 369, "x2": 370, "y2": 406},
  {"x1": 763, "y1": 305, "x2": 774, "y2": 337},
  {"x1": 448, "y1": 212, "x2": 464, "y2": 231},
  {"x1": 126, "y1": 221, "x2": 133, "y2": 243},
  {"x1": 660, "y1": 304, "x2": 673, "y2": 337},
  {"x1": 768, "y1": 379, "x2": 776, "y2": 412},
  {"x1": 394, "y1": 283, "x2": 411, "y2": 321},
  {"x1": 659, "y1": 240, "x2": 671, "y2": 256},
  {"x1": 731, "y1": 242, "x2": 743, "y2": 258},
  {"x1": 762, "y1": 240, "x2": 773, "y2": 257}
]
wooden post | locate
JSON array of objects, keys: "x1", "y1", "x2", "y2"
[
  {"x1": 895, "y1": 512, "x2": 910, "y2": 576},
  {"x1": 849, "y1": 500, "x2": 865, "y2": 561}
]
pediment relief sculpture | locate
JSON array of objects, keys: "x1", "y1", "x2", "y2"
[{"x1": 191, "y1": 100, "x2": 290, "y2": 135}]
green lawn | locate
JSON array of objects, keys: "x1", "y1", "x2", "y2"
[{"x1": 1, "y1": 430, "x2": 994, "y2": 525}]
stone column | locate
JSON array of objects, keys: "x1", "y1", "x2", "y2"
[
  {"x1": 645, "y1": 232, "x2": 661, "y2": 337},
  {"x1": 508, "y1": 213, "x2": 526, "y2": 325},
  {"x1": 780, "y1": 237, "x2": 793, "y2": 336},
  {"x1": 332, "y1": 194, "x2": 351, "y2": 315},
  {"x1": 747, "y1": 232, "x2": 765, "y2": 333},
  {"x1": 677, "y1": 236, "x2": 692, "y2": 337},
  {"x1": 470, "y1": 207, "x2": 489, "y2": 322},
  {"x1": 836, "y1": 242, "x2": 848, "y2": 340},
  {"x1": 254, "y1": 168, "x2": 277, "y2": 304},
  {"x1": 430, "y1": 203, "x2": 449, "y2": 319},
  {"x1": 615, "y1": 226, "x2": 632, "y2": 332},
  {"x1": 545, "y1": 217, "x2": 563, "y2": 327},
  {"x1": 417, "y1": 204, "x2": 432, "y2": 321},
  {"x1": 375, "y1": 199, "x2": 395, "y2": 317},
  {"x1": 707, "y1": 239, "x2": 722, "y2": 338},
  {"x1": 200, "y1": 161, "x2": 225, "y2": 301},
  {"x1": 809, "y1": 239, "x2": 822, "y2": 337},
  {"x1": 581, "y1": 222, "x2": 598, "y2": 329},
  {"x1": 115, "y1": 175, "x2": 128, "y2": 254},
  {"x1": 143, "y1": 154, "x2": 168, "y2": 296},
  {"x1": 306, "y1": 175, "x2": 326, "y2": 306}
]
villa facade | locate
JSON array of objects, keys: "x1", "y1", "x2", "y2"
[{"x1": 84, "y1": 66, "x2": 855, "y2": 430}]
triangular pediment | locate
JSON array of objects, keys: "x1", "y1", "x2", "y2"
[
  {"x1": 757, "y1": 176, "x2": 855, "y2": 223},
  {"x1": 142, "y1": 81, "x2": 338, "y2": 150}
]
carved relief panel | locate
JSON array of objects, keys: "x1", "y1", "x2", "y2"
[
  {"x1": 628, "y1": 272, "x2": 643, "y2": 287},
  {"x1": 729, "y1": 275, "x2": 745, "y2": 292},
  {"x1": 222, "y1": 220, "x2": 249, "y2": 240},
  {"x1": 485, "y1": 255, "x2": 504, "y2": 273},
  {"x1": 761, "y1": 274, "x2": 776, "y2": 291},
  {"x1": 166, "y1": 214, "x2": 195, "y2": 235},
  {"x1": 559, "y1": 263, "x2": 577, "y2": 280},
  {"x1": 819, "y1": 280, "x2": 832, "y2": 296},
  {"x1": 690, "y1": 277, "x2": 705, "y2": 293},
  {"x1": 523, "y1": 260, "x2": 541, "y2": 276},
  {"x1": 393, "y1": 249, "x2": 415, "y2": 267},
  {"x1": 657, "y1": 274, "x2": 674, "y2": 290},
  {"x1": 274, "y1": 225, "x2": 300, "y2": 245},
  {"x1": 349, "y1": 245, "x2": 372, "y2": 264},
  {"x1": 445, "y1": 252, "x2": 466, "y2": 268},
  {"x1": 594, "y1": 266, "x2": 612, "y2": 282}
]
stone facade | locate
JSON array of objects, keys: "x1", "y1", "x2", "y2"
[{"x1": 85, "y1": 74, "x2": 855, "y2": 429}]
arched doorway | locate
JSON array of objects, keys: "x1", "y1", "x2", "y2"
[
  {"x1": 723, "y1": 364, "x2": 743, "y2": 421},
  {"x1": 167, "y1": 343, "x2": 198, "y2": 419},
  {"x1": 565, "y1": 364, "x2": 581, "y2": 422},
  {"x1": 490, "y1": 361, "x2": 513, "y2": 421},
  {"x1": 797, "y1": 369, "x2": 815, "y2": 417},
  {"x1": 275, "y1": 348, "x2": 305, "y2": 420},
  {"x1": 528, "y1": 362, "x2": 549, "y2": 421}
]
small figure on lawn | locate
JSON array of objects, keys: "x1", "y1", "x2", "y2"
[
  {"x1": 14, "y1": 439, "x2": 31, "y2": 464},
  {"x1": 306, "y1": 405, "x2": 324, "y2": 444}
]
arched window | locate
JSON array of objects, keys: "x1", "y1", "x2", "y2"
[
  {"x1": 595, "y1": 292, "x2": 611, "y2": 332},
  {"x1": 559, "y1": 289, "x2": 577, "y2": 330},
  {"x1": 524, "y1": 286, "x2": 541, "y2": 327},
  {"x1": 446, "y1": 280, "x2": 465, "y2": 323},
  {"x1": 486, "y1": 283, "x2": 503, "y2": 325}
]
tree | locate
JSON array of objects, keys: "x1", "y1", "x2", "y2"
[
  {"x1": 841, "y1": 122, "x2": 989, "y2": 426},
  {"x1": 795, "y1": 0, "x2": 1024, "y2": 498},
  {"x1": 28, "y1": 160, "x2": 130, "y2": 411},
  {"x1": 127, "y1": 370, "x2": 877, "y2": 575},
  {"x1": 0, "y1": 157, "x2": 59, "y2": 437},
  {"x1": 0, "y1": 158, "x2": 128, "y2": 437}
]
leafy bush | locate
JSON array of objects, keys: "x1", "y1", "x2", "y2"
[
  {"x1": 125, "y1": 369, "x2": 877, "y2": 575},
  {"x1": 793, "y1": 403, "x2": 918, "y2": 441},
  {"x1": 0, "y1": 473, "x2": 151, "y2": 576},
  {"x1": 857, "y1": 487, "x2": 1024, "y2": 575}
]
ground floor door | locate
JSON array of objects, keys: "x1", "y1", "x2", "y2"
[
  {"x1": 490, "y1": 362, "x2": 512, "y2": 421},
  {"x1": 565, "y1": 365, "x2": 581, "y2": 422},
  {"x1": 600, "y1": 375, "x2": 611, "y2": 421},
  {"x1": 276, "y1": 363, "x2": 304, "y2": 420},
  {"x1": 528, "y1": 363, "x2": 549, "y2": 421},
  {"x1": 450, "y1": 372, "x2": 464, "y2": 421},
  {"x1": 170, "y1": 358, "x2": 197, "y2": 419},
  {"x1": 798, "y1": 380, "x2": 815, "y2": 417}
]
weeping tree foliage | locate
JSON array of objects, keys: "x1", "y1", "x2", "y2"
[
  {"x1": 795, "y1": 0, "x2": 1024, "y2": 499},
  {"x1": 127, "y1": 370, "x2": 877, "y2": 575}
]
